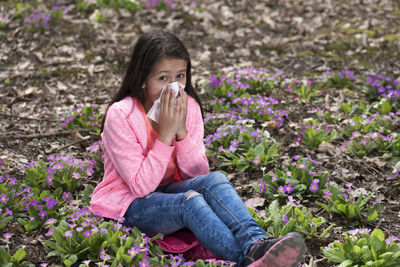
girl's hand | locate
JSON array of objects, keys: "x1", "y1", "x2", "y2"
[
  {"x1": 175, "y1": 85, "x2": 188, "y2": 141},
  {"x1": 158, "y1": 87, "x2": 181, "y2": 146}
]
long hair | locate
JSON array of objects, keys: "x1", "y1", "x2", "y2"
[{"x1": 101, "y1": 30, "x2": 203, "y2": 132}]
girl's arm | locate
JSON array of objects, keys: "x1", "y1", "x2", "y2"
[
  {"x1": 102, "y1": 104, "x2": 174, "y2": 198},
  {"x1": 174, "y1": 97, "x2": 210, "y2": 179}
]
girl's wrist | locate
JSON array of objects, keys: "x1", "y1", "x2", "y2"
[
  {"x1": 176, "y1": 129, "x2": 187, "y2": 141},
  {"x1": 158, "y1": 132, "x2": 174, "y2": 146}
]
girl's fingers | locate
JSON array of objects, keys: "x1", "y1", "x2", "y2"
[{"x1": 168, "y1": 88, "x2": 175, "y2": 111}]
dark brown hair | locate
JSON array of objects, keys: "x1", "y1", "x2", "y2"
[{"x1": 101, "y1": 29, "x2": 203, "y2": 132}]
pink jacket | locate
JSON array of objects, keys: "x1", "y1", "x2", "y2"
[{"x1": 90, "y1": 96, "x2": 209, "y2": 220}]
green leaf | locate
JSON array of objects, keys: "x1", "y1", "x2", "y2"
[
  {"x1": 381, "y1": 101, "x2": 392, "y2": 114},
  {"x1": 12, "y1": 248, "x2": 26, "y2": 262},
  {"x1": 370, "y1": 229, "x2": 385, "y2": 242},
  {"x1": 0, "y1": 246, "x2": 11, "y2": 263},
  {"x1": 68, "y1": 255, "x2": 77, "y2": 264},
  {"x1": 323, "y1": 247, "x2": 346, "y2": 263},
  {"x1": 116, "y1": 246, "x2": 124, "y2": 261},
  {"x1": 315, "y1": 201, "x2": 330, "y2": 212},
  {"x1": 338, "y1": 260, "x2": 353, "y2": 267},
  {"x1": 254, "y1": 143, "x2": 264, "y2": 156},
  {"x1": 63, "y1": 259, "x2": 73, "y2": 267},
  {"x1": 367, "y1": 210, "x2": 379, "y2": 222}
]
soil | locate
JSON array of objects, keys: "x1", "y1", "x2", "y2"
[{"x1": 0, "y1": 0, "x2": 399, "y2": 266}]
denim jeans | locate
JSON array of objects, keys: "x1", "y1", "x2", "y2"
[{"x1": 123, "y1": 171, "x2": 267, "y2": 266}]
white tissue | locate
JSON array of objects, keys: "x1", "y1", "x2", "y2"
[{"x1": 146, "y1": 82, "x2": 184, "y2": 123}]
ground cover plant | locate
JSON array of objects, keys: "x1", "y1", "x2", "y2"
[{"x1": 0, "y1": 0, "x2": 399, "y2": 266}]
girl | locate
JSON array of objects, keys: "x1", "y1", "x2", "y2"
[{"x1": 90, "y1": 30, "x2": 306, "y2": 267}]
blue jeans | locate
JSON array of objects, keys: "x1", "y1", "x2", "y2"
[{"x1": 123, "y1": 171, "x2": 267, "y2": 266}]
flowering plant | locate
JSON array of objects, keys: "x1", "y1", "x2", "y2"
[
  {"x1": 322, "y1": 228, "x2": 400, "y2": 266},
  {"x1": 50, "y1": 5, "x2": 68, "y2": 19},
  {"x1": 206, "y1": 69, "x2": 285, "y2": 98},
  {"x1": 21, "y1": 155, "x2": 96, "y2": 194},
  {"x1": 59, "y1": 105, "x2": 102, "y2": 134},
  {"x1": 0, "y1": 176, "x2": 28, "y2": 229},
  {"x1": 341, "y1": 131, "x2": 399, "y2": 158},
  {"x1": 288, "y1": 80, "x2": 320, "y2": 102},
  {"x1": 17, "y1": 188, "x2": 67, "y2": 233},
  {"x1": 342, "y1": 112, "x2": 399, "y2": 138},
  {"x1": 84, "y1": 141, "x2": 105, "y2": 180},
  {"x1": 255, "y1": 155, "x2": 329, "y2": 199},
  {"x1": 364, "y1": 73, "x2": 400, "y2": 104},
  {"x1": 206, "y1": 121, "x2": 279, "y2": 171},
  {"x1": 44, "y1": 209, "x2": 188, "y2": 267},
  {"x1": 212, "y1": 96, "x2": 286, "y2": 127},
  {"x1": 296, "y1": 119, "x2": 338, "y2": 148},
  {"x1": 204, "y1": 112, "x2": 245, "y2": 134},
  {"x1": 316, "y1": 184, "x2": 380, "y2": 223},
  {"x1": 321, "y1": 69, "x2": 357, "y2": 90},
  {"x1": 247, "y1": 199, "x2": 331, "y2": 239}
]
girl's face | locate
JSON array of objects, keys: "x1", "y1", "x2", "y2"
[{"x1": 143, "y1": 56, "x2": 187, "y2": 105}]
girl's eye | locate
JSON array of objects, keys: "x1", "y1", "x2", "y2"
[
  {"x1": 159, "y1": 76, "x2": 167, "y2": 81},
  {"x1": 177, "y1": 73, "x2": 185, "y2": 79}
]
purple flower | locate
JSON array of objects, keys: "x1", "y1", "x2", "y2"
[
  {"x1": 278, "y1": 185, "x2": 285, "y2": 194},
  {"x1": 282, "y1": 214, "x2": 289, "y2": 224},
  {"x1": 84, "y1": 229, "x2": 92, "y2": 238},
  {"x1": 253, "y1": 157, "x2": 261, "y2": 165},
  {"x1": 46, "y1": 175, "x2": 54, "y2": 186},
  {"x1": 5, "y1": 208, "x2": 13, "y2": 216},
  {"x1": 297, "y1": 163, "x2": 307, "y2": 169},
  {"x1": 3, "y1": 233, "x2": 12, "y2": 239},
  {"x1": 385, "y1": 236, "x2": 399, "y2": 244},
  {"x1": 82, "y1": 260, "x2": 91, "y2": 266},
  {"x1": 0, "y1": 158, "x2": 3, "y2": 166},
  {"x1": 38, "y1": 210, "x2": 47, "y2": 219},
  {"x1": 0, "y1": 194, "x2": 9, "y2": 204},
  {"x1": 72, "y1": 172, "x2": 81, "y2": 179},
  {"x1": 323, "y1": 190, "x2": 331, "y2": 199},
  {"x1": 127, "y1": 245, "x2": 140, "y2": 258},
  {"x1": 284, "y1": 184, "x2": 294, "y2": 194},
  {"x1": 45, "y1": 228, "x2": 55, "y2": 237},
  {"x1": 309, "y1": 183, "x2": 319, "y2": 193},
  {"x1": 54, "y1": 163, "x2": 63, "y2": 170},
  {"x1": 65, "y1": 231, "x2": 73, "y2": 239},
  {"x1": 62, "y1": 192, "x2": 72, "y2": 202},
  {"x1": 312, "y1": 179, "x2": 320, "y2": 184},
  {"x1": 139, "y1": 259, "x2": 149, "y2": 267},
  {"x1": 260, "y1": 180, "x2": 266, "y2": 194},
  {"x1": 360, "y1": 139, "x2": 369, "y2": 145},
  {"x1": 99, "y1": 249, "x2": 111, "y2": 261}
]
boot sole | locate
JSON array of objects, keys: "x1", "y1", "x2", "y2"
[{"x1": 247, "y1": 232, "x2": 306, "y2": 267}]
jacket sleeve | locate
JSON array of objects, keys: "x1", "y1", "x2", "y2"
[
  {"x1": 102, "y1": 105, "x2": 175, "y2": 198},
  {"x1": 174, "y1": 98, "x2": 210, "y2": 179}
]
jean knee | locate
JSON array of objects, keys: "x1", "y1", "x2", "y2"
[
  {"x1": 206, "y1": 171, "x2": 231, "y2": 188},
  {"x1": 185, "y1": 190, "x2": 201, "y2": 200}
]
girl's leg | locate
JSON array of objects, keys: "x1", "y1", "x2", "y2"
[
  {"x1": 158, "y1": 171, "x2": 267, "y2": 256},
  {"x1": 123, "y1": 190, "x2": 244, "y2": 264}
]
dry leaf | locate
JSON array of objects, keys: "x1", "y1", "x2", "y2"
[{"x1": 262, "y1": 120, "x2": 278, "y2": 130}]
